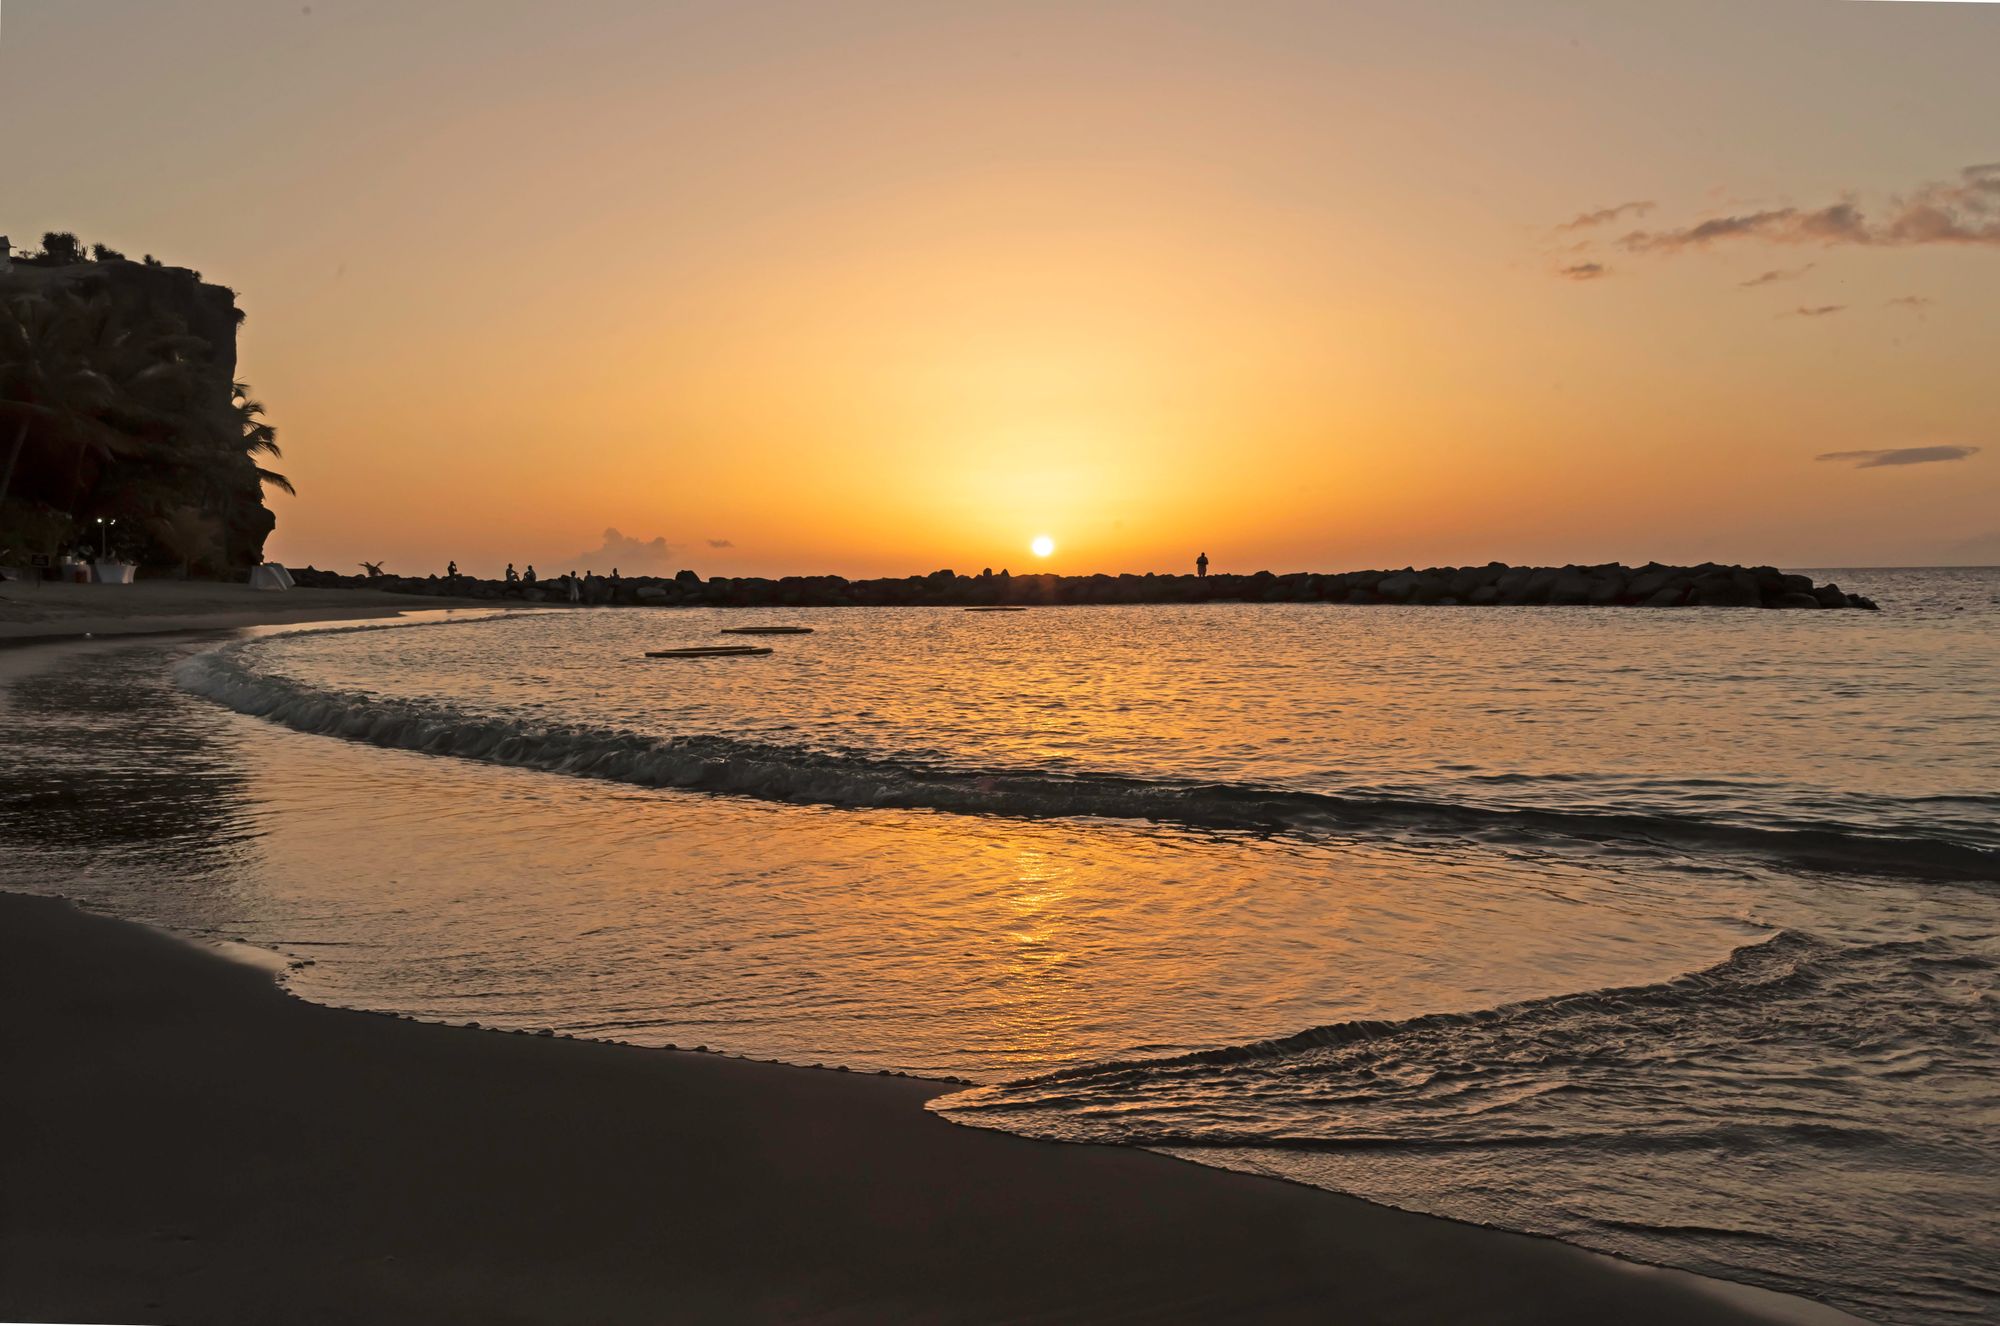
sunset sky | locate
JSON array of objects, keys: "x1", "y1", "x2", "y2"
[{"x1": 4, "y1": 0, "x2": 1996, "y2": 577}]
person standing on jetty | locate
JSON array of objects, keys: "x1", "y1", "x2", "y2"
[{"x1": 1197, "y1": 551, "x2": 1209, "y2": 578}]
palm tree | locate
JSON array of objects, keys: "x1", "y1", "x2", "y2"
[{"x1": 230, "y1": 385, "x2": 294, "y2": 496}]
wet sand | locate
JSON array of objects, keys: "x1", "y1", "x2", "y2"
[
  {"x1": 0, "y1": 579, "x2": 494, "y2": 643},
  {"x1": 0, "y1": 891, "x2": 1846, "y2": 1325}
]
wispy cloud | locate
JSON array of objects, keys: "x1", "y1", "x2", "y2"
[
  {"x1": 1557, "y1": 200, "x2": 1654, "y2": 231},
  {"x1": 1627, "y1": 205, "x2": 1867, "y2": 253},
  {"x1": 1815, "y1": 445, "x2": 1981, "y2": 469},
  {"x1": 706, "y1": 538, "x2": 735, "y2": 549},
  {"x1": 1616, "y1": 163, "x2": 2000, "y2": 253},
  {"x1": 1886, "y1": 295, "x2": 1932, "y2": 310},
  {"x1": 1739, "y1": 264, "x2": 1814, "y2": 287},
  {"x1": 1557, "y1": 262, "x2": 1609, "y2": 280},
  {"x1": 1787, "y1": 305, "x2": 1846, "y2": 318}
]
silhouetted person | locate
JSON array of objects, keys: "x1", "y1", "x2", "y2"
[
  {"x1": 568, "y1": 570, "x2": 581, "y2": 604},
  {"x1": 447, "y1": 560, "x2": 458, "y2": 578},
  {"x1": 523, "y1": 564, "x2": 537, "y2": 587},
  {"x1": 1196, "y1": 551, "x2": 1209, "y2": 578},
  {"x1": 505, "y1": 563, "x2": 519, "y2": 584}
]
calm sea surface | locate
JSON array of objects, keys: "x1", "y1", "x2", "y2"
[{"x1": 3, "y1": 567, "x2": 1994, "y2": 1323}]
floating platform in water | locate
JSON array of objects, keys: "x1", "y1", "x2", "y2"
[
  {"x1": 965, "y1": 606, "x2": 1027, "y2": 612},
  {"x1": 719, "y1": 626, "x2": 815, "y2": 635},
  {"x1": 644, "y1": 645, "x2": 774, "y2": 658}
]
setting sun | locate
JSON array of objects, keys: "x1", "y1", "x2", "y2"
[{"x1": 1030, "y1": 536, "x2": 1056, "y2": 559}]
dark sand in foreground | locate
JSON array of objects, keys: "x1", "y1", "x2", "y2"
[{"x1": 1, "y1": 893, "x2": 1841, "y2": 1324}]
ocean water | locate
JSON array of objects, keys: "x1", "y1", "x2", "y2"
[{"x1": 1, "y1": 566, "x2": 1994, "y2": 1323}]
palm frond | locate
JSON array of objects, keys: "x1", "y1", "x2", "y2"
[{"x1": 255, "y1": 465, "x2": 297, "y2": 496}]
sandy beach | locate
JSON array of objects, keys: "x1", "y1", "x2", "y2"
[
  {"x1": 0, "y1": 579, "x2": 497, "y2": 644},
  {"x1": 1, "y1": 890, "x2": 1843, "y2": 1326}
]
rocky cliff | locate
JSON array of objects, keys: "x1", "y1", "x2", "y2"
[{"x1": 1, "y1": 251, "x2": 276, "y2": 569}]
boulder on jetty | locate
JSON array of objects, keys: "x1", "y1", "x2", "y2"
[{"x1": 285, "y1": 561, "x2": 1879, "y2": 611}]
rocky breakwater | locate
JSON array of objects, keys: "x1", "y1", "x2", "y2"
[
  {"x1": 288, "y1": 562, "x2": 1878, "y2": 610},
  {"x1": 1338, "y1": 562, "x2": 1878, "y2": 609}
]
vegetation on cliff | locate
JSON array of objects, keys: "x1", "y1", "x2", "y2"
[{"x1": 0, "y1": 232, "x2": 287, "y2": 573}]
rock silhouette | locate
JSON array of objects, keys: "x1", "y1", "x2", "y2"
[
  {"x1": 2, "y1": 245, "x2": 282, "y2": 570},
  {"x1": 288, "y1": 561, "x2": 1880, "y2": 611}
]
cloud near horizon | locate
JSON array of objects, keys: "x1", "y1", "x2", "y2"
[
  {"x1": 1788, "y1": 304, "x2": 1846, "y2": 318},
  {"x1": 1558, "y1": 262, "x2": 1609, "y2": 280},
  {"x1": 706, "y1": 538, "x2": 734, "y2": 548},
  {"x1": 565, "y1": 527, "x2": 680, "y2": 575},
  {"x1": 1815, "y1": 445, "x2": 1982, "y2": 469},
  {"x1": 1557, "y1": 200, "x2": 1653, "y2": 231},
  {"x1": 1616, "y1": 163, "x2": 2000, "y2": 253}
]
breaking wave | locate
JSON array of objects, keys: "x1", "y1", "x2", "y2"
[
  {"x1": 930, "y1": 928, "x2": 2000, "y2": 1323},
  {"x1": 938, "y1": 928, "x2": 1835, "y2": 1101},
  {"x1": 178, "y1": 641, "x2": 1997, "y2": 884}
]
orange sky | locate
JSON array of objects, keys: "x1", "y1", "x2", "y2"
[{"x1": 5, "y1": 0, "x2": 1996, "y2": 576}]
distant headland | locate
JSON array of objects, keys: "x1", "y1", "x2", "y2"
[{"x1": 290, "y1": 562, "x2": 1880, "y2": 610}]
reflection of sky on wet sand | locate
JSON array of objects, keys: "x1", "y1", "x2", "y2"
[{"x1": 0, "y1": 640, "x2": 260, "y2": 874}]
